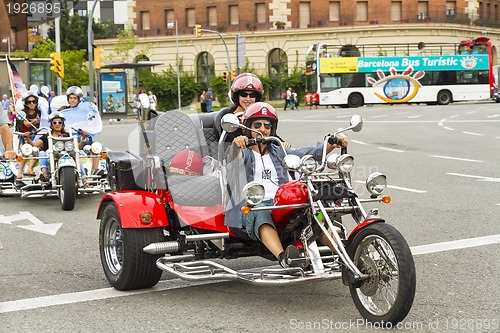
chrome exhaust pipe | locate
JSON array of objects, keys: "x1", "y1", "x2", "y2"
[{"x1": 143, "y1": 232, "x2": 230, "y2": 255}]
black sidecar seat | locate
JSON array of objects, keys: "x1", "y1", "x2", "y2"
[
  {"x1": 190, "y1": 111, "x2": 220, "y2": 159},
  {"x1": 168, "y1": 174, "x2": 221, "y2": 207}
]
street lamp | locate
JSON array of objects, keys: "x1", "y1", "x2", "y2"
[
  {"x1": 2, "y1": 37, "x2": 10, "y2": 58},
  {"x1": 167, "y1": 21, "x2": 181, "y2": 110}
]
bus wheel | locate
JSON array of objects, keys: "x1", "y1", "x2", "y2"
[
  {"x1": 348, "y1": 93, "x2": 363, "y2": 108},
  {"x1": 437, "y1": 90, "x2": 452, "y2": 105}
]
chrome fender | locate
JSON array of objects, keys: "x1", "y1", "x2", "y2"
[{"x1": 97, "y1": 190, "x2": 169, "y2": 228}]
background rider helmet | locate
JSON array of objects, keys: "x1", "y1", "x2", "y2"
[
  {"x1": 66, "y1": 86, "x2": 84, "y2": 107},
  {"x1": 49, "y1": 111, "x2": 65, "y2": 130},
  {"x1": 229, "y1": 73, "x2": 263, "y2": 107},
  {"x1": 22, "y1": 91, "x2": 39, "y2": 107},
  {"x1": 241, "y1": 102, "x2": 278, "y2": 137}
]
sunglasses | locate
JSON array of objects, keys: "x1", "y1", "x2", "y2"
[
  {"x1": 240, "y1": 92, "x2": 257, "y2": 98},
  {"x1": 52, "y1": 121, "x2": 63, "y2": 125},
  {"x1": 26, "y1": 100, "x2": 37, "y2": 104},
  {"x1": 252, "y1": 121, "x2": 272, "y2": 130}
]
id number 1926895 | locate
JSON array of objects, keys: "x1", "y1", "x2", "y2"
[{"x1": 6, "y1": 1, "x2": 61, "y2": 15}]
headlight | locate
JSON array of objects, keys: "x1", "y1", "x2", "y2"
[
  {"x1": 284, "y1": 154, "x2": 301, "y2": 171},
  {"x1": 326, "y1": 153, "x2": 340, "y2": 170},
  {"x1": 242, "y1": 181, "x2": 265, "y2": 206},
  {"x1": 91, "y1": 142, "x2": 103, "y2": 154},
  {"x1": 336, "y1": 154, "x2": 354, "y2": 173},
  {"x1": 64, "y1": 141, "x2": 74, "y2": 152},
  {"x1": 20, "y1": 143, "x2": 33, "y2": 157},
  {"x1": 54, "y1": 141, "x2": 65, "y2": 152},
  {"x1": 83, "y1": 145, "x2": 92, "y2": 154},
  {"x1": 32, "y1": 146, "x2": 39, "y2": 156},
  {"x1": 366, "y1": 172, "x2": 387, "y2": 196},
  {"x1": 299, "y1": 155, "x2": 317, "y2": 174}
]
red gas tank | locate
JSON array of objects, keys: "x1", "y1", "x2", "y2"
[{"x1": 272, "y1": 181, "x2": 308, "y2": 228}]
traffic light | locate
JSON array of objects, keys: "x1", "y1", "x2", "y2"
[
  {"x1": 222, "y1": 71, "x2": 228, "y2": 83},
  {"x1": 194, "y1": 24, "x2": 202, "y2": 37},
  {"x1": 231, "y1": 68, "x2": 236, "y2": 81},
  {"x1": 93, "y1": 47, "x2": 105, "y2": 69},
  {"x1": 50, "y1": 52, "x2": 64, "y2": 78}
]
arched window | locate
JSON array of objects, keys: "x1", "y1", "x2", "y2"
[
  {"x1": 196, "y1": 52, "x2": 215, "y2": 87},
  {"x1": 268, "y1": 48, "x2": 288, "y2": 100}
]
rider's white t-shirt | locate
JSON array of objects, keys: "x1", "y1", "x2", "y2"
[{"x1": 252, "y1": 150, "x2": 279, "y2": 200}]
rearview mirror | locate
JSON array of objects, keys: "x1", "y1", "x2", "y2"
[
  {"x1": 221, "y1": 113, "x2": 241, "y2": 133},
  {"x1": 350, "y1": 115, "x2": 363, "y2": 132}
]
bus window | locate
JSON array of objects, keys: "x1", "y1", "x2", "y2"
[{"x1": 320, "y1": 74, "x2": 341, "y2": 92}]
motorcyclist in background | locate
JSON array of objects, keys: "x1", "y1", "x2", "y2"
[
  {"x1": 60, "y1": 86, "x2": 102, "y2": 175},
  {"x1": 0, "y1": 109, "x2": 15, "y2": 160},
  {"x1": 15, "y1": 91, "x2": 48, "y2": 178},
  {"x1": 227, "y1": 102, "x2": 348, "y2": 268}
]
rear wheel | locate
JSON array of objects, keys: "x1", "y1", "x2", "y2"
[
  {"x1": 99, "y1": 203, "x2": 164, "y2": 290},
  {"x1": 347, "y1": 222, "x2": 416, "y2": 325},
  {"x1": 59, "y1": 167, "x2": 76, "y2": 211},
  {"x1": 437, "y1": 90, "x2": 452, "y2": 105},
  {"x1": 348, "y1": 93, "x2": 363, "y2": 108}
]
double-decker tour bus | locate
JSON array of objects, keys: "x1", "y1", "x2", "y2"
[{"x1": 304, "y1": 37, "x2": 494, "y2": 108}]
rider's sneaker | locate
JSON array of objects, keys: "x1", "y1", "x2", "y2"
[{"x1": 279, "y1": 245, "x2": 301, "y2": 268}]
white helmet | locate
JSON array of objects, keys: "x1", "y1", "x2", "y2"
[{"x1": 66, "y1": 86, "x2": 84, "y2": 102}]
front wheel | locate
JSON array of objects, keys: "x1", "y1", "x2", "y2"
[
  {"x1": 347, "y1": 222, "x2": 416, "y2": 325},
  {"x1": 59, "y1": 167, "x2": 76, "y2": 211},
  {"x1": 99, "y1": 203, "x2": 164, "y2": 290}
]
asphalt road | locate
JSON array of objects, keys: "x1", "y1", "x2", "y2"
[{"x1": 1, "y1": 102, "x2": 499, "y2": 332}]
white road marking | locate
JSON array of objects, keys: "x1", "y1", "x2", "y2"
[
  {"x1": 373, "y1": 114, "x2": 388, "y2": 118},
  {"x1": 377, "y1": 147, "x2": 404, "y2": 153},
  {"x1": 350, "y1": 139, "x2": 369, "y2": 145},
  {"x1": 447, "y1": 173, "x2": 500, "y2": 182},
  {"x1": 430, "y1": 155, "x2": 483, "y2": 163},
  {"x1": 0, "y1": 212, "x2": 62, "y2": 236},
  {"x1": 466, "y1": 111, "x2": 477, "y2": 115},
  {"x1": 408, "y1": 115, "x2": 422, "y2": 119},
  {"x1": 354, "y1": 181, "x2": 426, "y2": 193},
  {"x1": 303, "y1": 114, "x2": 325, "y2": 119},
  {"x1": 461, "y1": 131, "x2": 483, "y2": 136},
  {"x1": 443, "y1": 127, "x2": 455, "y2": 131},
  {"x1": 2, "y1": 233, "x2": 498, "y2": 313},
  {"x1": 487, "y1": 114, "x2": 500, "y2": 118},
  {"x1": 411, "y1": 234, "x2": 500, "y2": 255}
]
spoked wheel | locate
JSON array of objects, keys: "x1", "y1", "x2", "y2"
[
  {"x1": 347, "y1": 222, "x2": 416, "y2": 325},
  {"x1": 59, "y1": 167, "x2": 76, "y2": 211},
  {"x1": 99, "y1": 203, "x2": 164, "y2": 290}
]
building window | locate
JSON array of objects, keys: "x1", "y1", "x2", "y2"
[
  {"x1": 256, "y1": 3, "x2": 266, "y2": 24},
  {"x1": 165, "y1": 9, "x2": 174, "y2": 27},
  {"x1": 391, "y1": 1, "x2": 402, "y2": 21},
  {"x1": 299, "y1": 2, "x2": 311, "y2": 28},
  {"x1": 357, "y1": 1, "x2": 368, "y2": 22},
  {"x1": 196, "y1": 52, "x2": 215, "y2": 86},
  {"x1": 186, "y1": 8, "x2": 196, "y2": 27},
  {"x1": 141, "y1": 11, "x2": 150, "y2": 30},
  {"x1": 446, "y1": 1, "x2": 456, "y2": 16},
  {"x1": 208, "y1": 7, "x2": 217, "y2": 27},
  {"x1": 329, "y1": 1, "x2": 340, "y2": 21},
  {"x1": 417, "y1": 1, "x2": 428, "y2": 20},
  {"x1": 268, "y1": 48, "x2": 288, "y2": 100},
  {"x1": 229, "y1": 5, "x2": 239, "y2": 25}
]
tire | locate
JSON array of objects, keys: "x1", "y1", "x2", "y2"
[
  {"x1": 59, "y1": 167, "x2": 76, "y2": 211},
  {"x1": 99, "y1": 203, "x2": 164, "y2": 290},
  {"x1": 347, "y1": 222, "x2": 416, "y2": 325},
  {"x1": 437, "y1": 90, "x2": 452, "y2": 105},
  {"x1": 348, "y1": 93, "x2": 363, "y2": 108}
]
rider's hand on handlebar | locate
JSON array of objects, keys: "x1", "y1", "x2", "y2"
[
  {"x1": 328, "y1": 133, "x2": 348, "y2": 148},
  {"x1": 3, "y1": 150, "x2": 16, "y2": 160},
  {"x1": 232, "y1": 135, "x2": 249, "y2": 149}
]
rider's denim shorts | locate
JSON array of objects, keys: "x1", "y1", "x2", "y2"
[{"x1": 241, "y1": 199, "x2": 276, "y2": 241}]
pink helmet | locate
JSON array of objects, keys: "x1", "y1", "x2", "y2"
[
  {"x1": 241, "y1": 102, "x2": 278, "y2": 136},
  {"x1": 229, "y1": 73, "x2": 263, "y2": 106},
  {"x1": 169, "y1": 150, "x2": 203, "y2": 176}
]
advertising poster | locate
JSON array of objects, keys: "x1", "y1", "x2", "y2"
[{"x1": 100, "y1": 72, "x2": 127, "y2": 114}]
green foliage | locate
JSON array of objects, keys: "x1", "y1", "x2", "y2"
[
  {"x1": 108, "y1": 28, "x2": 151, "y2": 62},
  {"x1": 60, "y1": 50, "x2": 89, "y2": 90},
  {"x1": 47, "y1": 10, "x2": 120, "y2": 57},
  {"x1": 139, "y1": 66, "x2": 200, "y2": 111},
  {"x1": 30, "y1": 39, "x2": 56, "y2": 58},
  {"x1": 209, "y1": 76, "x2": 229, "y2": 107}
]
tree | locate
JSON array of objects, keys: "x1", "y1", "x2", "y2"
[
  {"x1": 109, "y1": 28, "x2": 151, "y2": 62},
  {"x1": 60, "y1": 50, "x2": 89, "y2": 90}
]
